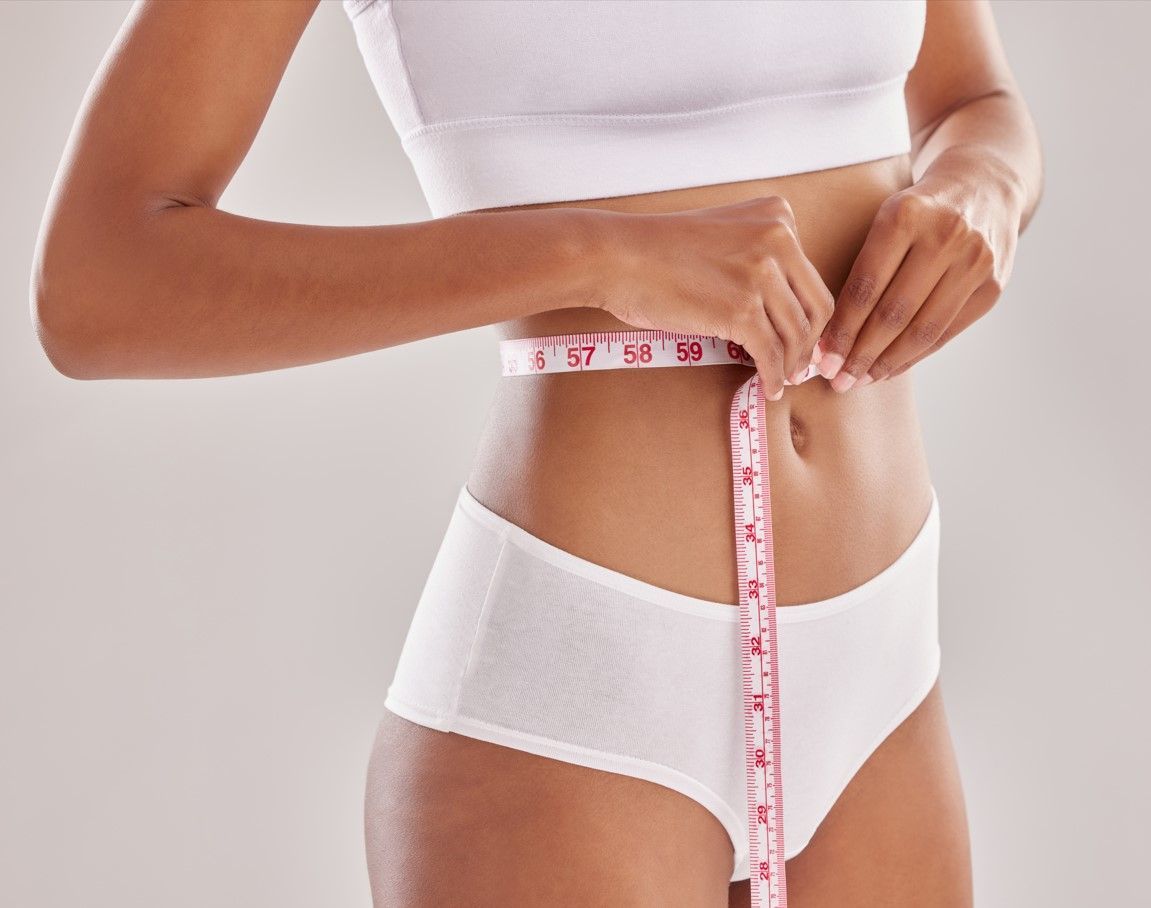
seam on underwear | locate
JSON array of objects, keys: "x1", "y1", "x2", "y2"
[
  {"x1": 443, "y1": 533, "x2": 509, "y2": 726},
  {"x1": 455, "y1": 482, "x2": 939, "y2": 625},
  {"x1": 384, "y1": 693, "x2": 746, "y2": 858},
  {"x1": 401, "y1": 74, "x2": 909, "y2": 143},
  {"x1": 783, "y1": 646, "x2": 944, "y2": 861},
  {"x1": 455, "y1": 484, "x2": 740, "y2": 622}
]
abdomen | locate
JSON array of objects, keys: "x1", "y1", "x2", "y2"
[{"x1": 467, "y1": 155, "x2": 936, "y2": 608}]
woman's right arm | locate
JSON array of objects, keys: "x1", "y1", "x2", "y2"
[
  {"x1": 29, "y1": 0, "x2": 611, "y2": 380},
  {"x1": 31, "y1": 0, "x2": 828, "y2": 394}
]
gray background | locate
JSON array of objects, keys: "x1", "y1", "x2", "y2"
[{"x1": 2, "y1": 1, "x2": 1147, "y2": 905}]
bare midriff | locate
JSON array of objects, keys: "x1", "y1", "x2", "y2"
[{"x1": 466, "y1": 154, "x2": 935, "y2": 609}]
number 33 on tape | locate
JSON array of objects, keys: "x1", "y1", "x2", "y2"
[{"x1": 499, "y1": 330, "x2": 803, "y2": 907}]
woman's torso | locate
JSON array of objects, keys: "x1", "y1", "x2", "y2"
[
  {"x1": 343, "y1": 0, "x2": 935, "y2": 607},
  {"x1": 467, "y1": 157, "x2": 934, "y2": 609}
]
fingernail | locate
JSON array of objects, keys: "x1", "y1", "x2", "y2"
[
  {"x1": 769, "y1": 387, "x2": 784, "y2": 401},
  {"x1": 831, "y1": 370, "x2": 857, "y2": 392},
  {"x1": 855, "y1": 373, "x2": 874, "y2": 388},
  {"x1": 812, "y1": 341, "x2": 824, "y2": 364},
  {"x1": 819, "y1": 352, "x2": 844, "y2": 380},
  {"x1": 788, "y1": 368, "x2": 806, "y2": 385}
]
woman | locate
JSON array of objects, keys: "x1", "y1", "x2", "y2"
[{"x1": 31, "y1": 0, "x2": 1041, "y2": 905}]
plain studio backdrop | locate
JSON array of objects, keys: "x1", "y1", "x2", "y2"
[{"x1": 1, "y1": 1, "x2": 1147, "y2": 905}]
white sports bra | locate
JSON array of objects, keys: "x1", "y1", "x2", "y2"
[{"x1": 343, "y1": 0, "x2": 927, "y2": 218}]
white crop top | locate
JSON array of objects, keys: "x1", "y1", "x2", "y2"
[{"x1": 342, "y1": 0, "x2": 927, "y2": 218}]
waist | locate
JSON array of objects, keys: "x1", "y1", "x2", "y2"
[
  {"x1": 468, "y1": 326, "x2": 930, "y2": 606},
  {"x1": 466, "y1": 159, "x2": 934, "y2": 606}
]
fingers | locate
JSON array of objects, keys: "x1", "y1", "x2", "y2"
[
  {"x1": 754, "y1": 202, "x2": 833, "y2": 390},
  {"x1": 734, "y1": 301, "x2": 788, "y2": 401},
  {"x1": 816, "y1": 186, "x2": 1010, "y2": 389},
  {"x1": 825, "y1": 244, "x2": 948, "y2": 391},
  {"x1": 759, "y1": 261, "x2": 812, "y2": 384},
  {"x1": 885, "y1": 280, "x2": 1001, "y2": 380},
  {"x1": 724, "y1": 194, "x2": 837, "y2": 398},
  {"x1": 785, "y1": 251, "x2": 836, "y2": 383},
  {"x1": 818, "y1": 201, "x2": 914, "y2": 383},
  {"x1": 866, "y1": 263, "x2": 983, "y2": 380}
]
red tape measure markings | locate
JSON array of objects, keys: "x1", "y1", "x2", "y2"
[
  {"x1": 499, "y1": 330, "x2": 801, "y2": 908},
  {"x1": 731, "y1": 375, "x2": 787, "y2": 907}
]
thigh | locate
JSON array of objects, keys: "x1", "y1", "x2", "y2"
[
  {"x1": 728, "y1": 678, "x2": 972, "y2": 908},
  {"x1": 365, "y1": 709, "x2": 735, "y2": 907}
]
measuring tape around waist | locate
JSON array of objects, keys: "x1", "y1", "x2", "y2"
[{"x1": 499, "y1": 329, "x2": 821, "y2": 906}]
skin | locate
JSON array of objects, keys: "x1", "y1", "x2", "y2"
[{"x1": 32, "y1": 1, "x2": 1042, "y2": 905}]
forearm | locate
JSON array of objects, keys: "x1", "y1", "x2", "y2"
[
  {"x1": 909, "y1": 88, "x2": 1044, "y2": 232},
  {"x1": 33, "y1": 201, "x2": 604, "y2": 380}
]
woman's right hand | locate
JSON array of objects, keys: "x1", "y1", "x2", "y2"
[{"x1": 590, "y1": 196, "x2": 835, "y2": 400}]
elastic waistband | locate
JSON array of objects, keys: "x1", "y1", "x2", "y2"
[{"x1": 454, "y1": 483, "x2": 940, "y2": 625}]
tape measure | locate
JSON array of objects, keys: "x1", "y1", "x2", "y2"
[{"x1": 499, "y1": 329, "x2": 819, "y2": 906}]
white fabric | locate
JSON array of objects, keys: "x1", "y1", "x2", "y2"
[
  {"x1": 342, "y1": 0, "x2": 927, "y2": 216},
  {"x1": 384, "y1": 482, "x2": 943, "y2": 881}
]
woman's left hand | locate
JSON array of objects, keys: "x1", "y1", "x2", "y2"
[{"x1": 815, "y1": 152, "x2": 1026, "y2": 390}]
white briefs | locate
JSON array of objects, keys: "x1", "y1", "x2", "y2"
[{"x1": 383, "y1": 482, "x2": 943, "y2": 881}]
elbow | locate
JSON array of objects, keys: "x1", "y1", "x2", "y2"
[
  {"x1": 31, "y1": 302, "x2": 102, "y2": 382},
  {"x1": 30, "y1": 241, "x2": 121, "y2": 381}
]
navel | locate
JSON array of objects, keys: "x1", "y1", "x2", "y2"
[{"x1": 789, "y1": 413, "x2": 806, "y2": 453}]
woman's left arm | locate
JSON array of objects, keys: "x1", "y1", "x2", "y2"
[{"x1": 816, "y1": 0, "x2": 1043, "y2": 389}]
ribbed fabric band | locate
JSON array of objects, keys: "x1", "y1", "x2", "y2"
[{"x1": 404, "y1": 76, "x2": 911, "y2": 216}]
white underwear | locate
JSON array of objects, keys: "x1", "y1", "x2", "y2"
[{"x1": 384, "y1": 482, "x2": 942, "y2": 882}]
